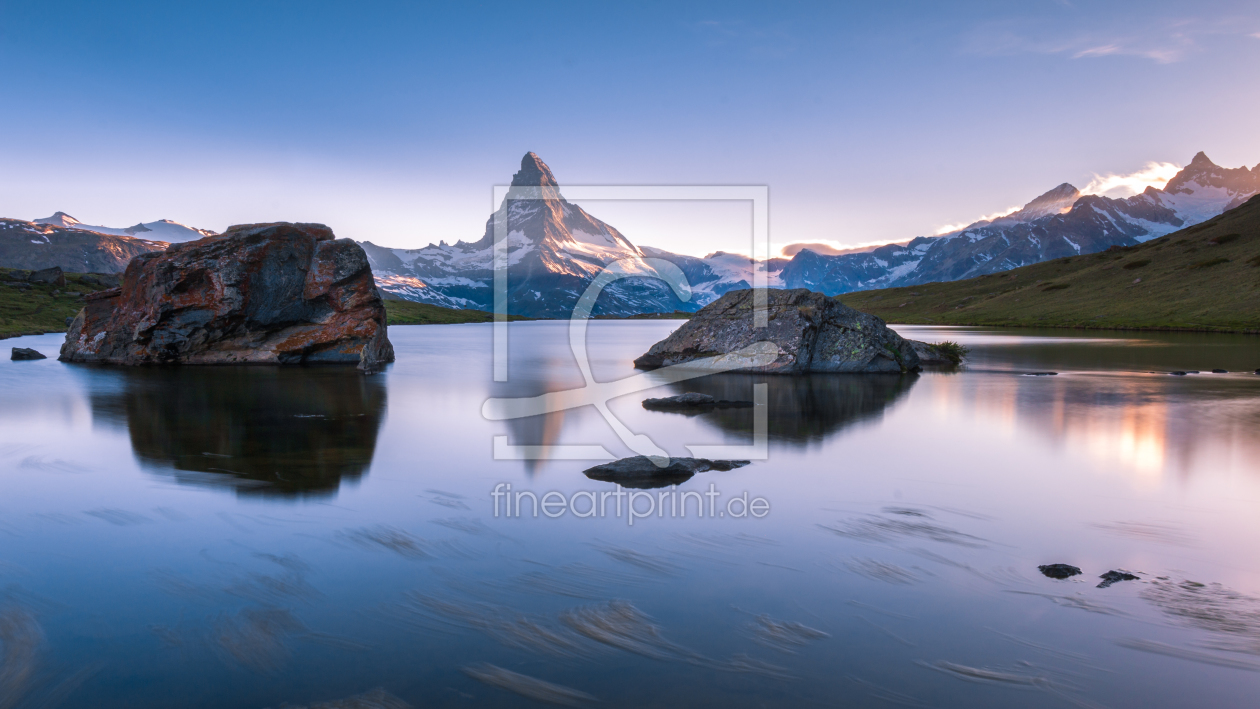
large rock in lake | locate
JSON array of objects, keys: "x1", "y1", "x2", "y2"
[
  {"x1": 60, "y1": 222, "x2": 394, "y2": 371},
  {"x1": 634, "y1": 288, "x2": 920, "y2": 373}
]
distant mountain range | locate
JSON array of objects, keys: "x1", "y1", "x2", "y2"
[
  {"x1": 364, "y1": 151, "x2": 1259, "y2": 315},
  {"x1": 777, "y1": 152, "x2": 1260, "y2": 294},
  {"x1": 0, "y1": 217, "x2": 168, "y2": 274},
  {"x1": 34, "y1": 212, "x2": 216, "y2": 243},
  {"x1": 1, "y1": 152, "x2": 1255, "y2": 312},
  {"x1": 0, "y1": 212, "x2": 212, "y2": 275},
  {"x1": 840, "y1": 192, "x2": 1260, "y2": 332}
]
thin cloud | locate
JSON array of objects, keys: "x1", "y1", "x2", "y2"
[
  {"x1": 960, "y1": 16, "x2": 1252, "y2": 65},
  {"x1": 933, "y1": 205, "x2": 1022, "y2": 236},
  {"x1": 1082, "y1": 161, "x2": 1181, "y2": 197},
  {"x1": 1072, "y1": 43, "x2": 1185, "y2": 64},
  {"x1": 777, "y1": 238, "x2": 909, "y2": 257}
]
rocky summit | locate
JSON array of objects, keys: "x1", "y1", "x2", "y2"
[
  {"x1": 633, "y1": 288, "x2": 921, "y2": 373},
  {"x1": 59, "y1": 222, "x2": 394, "y2": 372}
]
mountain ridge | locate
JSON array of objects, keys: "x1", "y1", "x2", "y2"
[
  {"x1": 778, "y1": 152, "x2": 1259, "y2": 295},
  {"x1": 839, "y1": 194, "x2": 1260, "y2": 333},
  {"x1": 1, "y1": 217, "x2": 168, "y2": 273},
  {"x1": 365, "y1": 151, "x2": 1258, "y2": 317},
  {"x1": 34, "y1": 212, "x2": 216, "y2": 243}
]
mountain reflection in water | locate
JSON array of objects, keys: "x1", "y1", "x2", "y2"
[{"x1": 88, "y1": 366, "x2": 386, "y2": 495}]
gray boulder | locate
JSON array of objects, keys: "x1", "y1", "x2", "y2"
[
  {"x1": 11, "y1": 347, "x2": 47, "y2": 361},
  {"x1": 29, "y1": 266, "x2": 65, "y2": 287},
  {"x1": 634, "y1": 288, "x2": 920, "y2": 373}
]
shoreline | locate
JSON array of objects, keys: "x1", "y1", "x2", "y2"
[{"x1": 881, "y1": 320, "x2": 1260, "y2": 335}]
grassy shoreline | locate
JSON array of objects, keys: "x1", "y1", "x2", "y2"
[{"x1": 384, "y1": 300, "x2": 531, "y2": 326}]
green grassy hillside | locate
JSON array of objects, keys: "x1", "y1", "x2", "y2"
[
  {"x1": 384, "y1": 300, "x2": 532, "y2": 325},
  {"x1": 0, "y1": 269, "x2": 109, "y2": 339},
  {"x1": 840, "y1": 195, "x2": 1260, "y2": 333}
]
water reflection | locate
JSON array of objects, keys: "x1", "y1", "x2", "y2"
[
  {"x1": 895, "y1": 325, "x2": 1260, "y2": 485},
  {"x1": 488, "y1": 354, "x2": 587, "y2": 475},
  {"x1": 4, "y1": 324, "x2": 1260, "y2": 708},
  {"x1": 957, "y1": 372, "x2": 1260, "y2": 483},
  {"x1": 647, "y1": 372, "x2": 920, "y2": 444},
  {"x1": 88, "y1": 367, "x2": 386, "y2": 496}
]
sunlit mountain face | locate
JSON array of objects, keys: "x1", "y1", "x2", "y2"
[
  {"x1": 360, "y1": 153, "x2": 779, "y2": 317},
  {"x1": 364, "y1": 152, "x2": 1258, "y2": 315}
]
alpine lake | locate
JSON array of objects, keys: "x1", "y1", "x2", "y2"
[{"x1": 2, "y1": 321, "x2": 1260, "y2": 708}]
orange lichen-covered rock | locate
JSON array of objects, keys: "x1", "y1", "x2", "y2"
[{"x1": 60, "y1": 222, "x2": 394, "y2": 371}]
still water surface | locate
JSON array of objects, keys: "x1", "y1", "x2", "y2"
[{"x1": 2, "y1": 322, "x2": 1260, "y2": 708}]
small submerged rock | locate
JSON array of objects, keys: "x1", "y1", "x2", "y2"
[
  {"x1": 1097, "y1": 570, "x2": 1139, "y2": 588},
  {"x1": 910, "y1": 340, "x2": 966, "y2": 367},
  {"x1": 583, "y1": 456, "x2": 750, "y2": 489},
  {"x1": 641, "y1": 392, "x2": 753, "y2": 411},
  {"x1": 10, "y1": 347, "x2": 46, "y2": 361},
  {"x1": 1038, "y1": 563, "x2": 1082, "y2": 579}
]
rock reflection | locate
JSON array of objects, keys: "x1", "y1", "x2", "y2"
[
  {"x1": 88, "y1": 367, "x2": 386, "y2": 496},
  {"x1": 645, "y1": 372, "x2": 918, "y2": 445}
]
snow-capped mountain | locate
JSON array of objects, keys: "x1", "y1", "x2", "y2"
[
  {"x1": 780, "y1": 152, "x2": 1260, "y2": 294},
  {"x1": 0, "y1": 217, "x2": 168, "y2": 273},
  {"x1": 363, "y1": 153, "x2": 771, "y2": 316},
  {"x1": 34, "y1": 212, "x2": 216, "y2": 243},
  {"x1": 369, "y1": 151, "x2": 1257, "y2": 314}
]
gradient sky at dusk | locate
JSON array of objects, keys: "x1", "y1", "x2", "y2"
[{"x1": 2, "y1": 0, "x2": 1258, "y2": 256}]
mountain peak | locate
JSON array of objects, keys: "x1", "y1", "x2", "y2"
[
  {"x1": 1035, "y1": 183, "x2": 1080, "y2": 202},
  {"x1": 991, "y1": 182, "x2": 1080, "y2": 225},
  {"x1": 511, "y1": 152, "x2": 559, "y2": 188},
  {"x1": 1164, "y1": 151, "x2": 1259, "y2": 196},
  {"x1": 1189, "y1": 151, "x2": 1216, "y2": 168},
  {"x1": 34, "y1": 211, "x2": 82, "y2": 228}
]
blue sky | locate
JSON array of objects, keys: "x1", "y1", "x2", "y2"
[{"x1": 1, "y1": 0, "x2": 1258, "y2": 256}]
